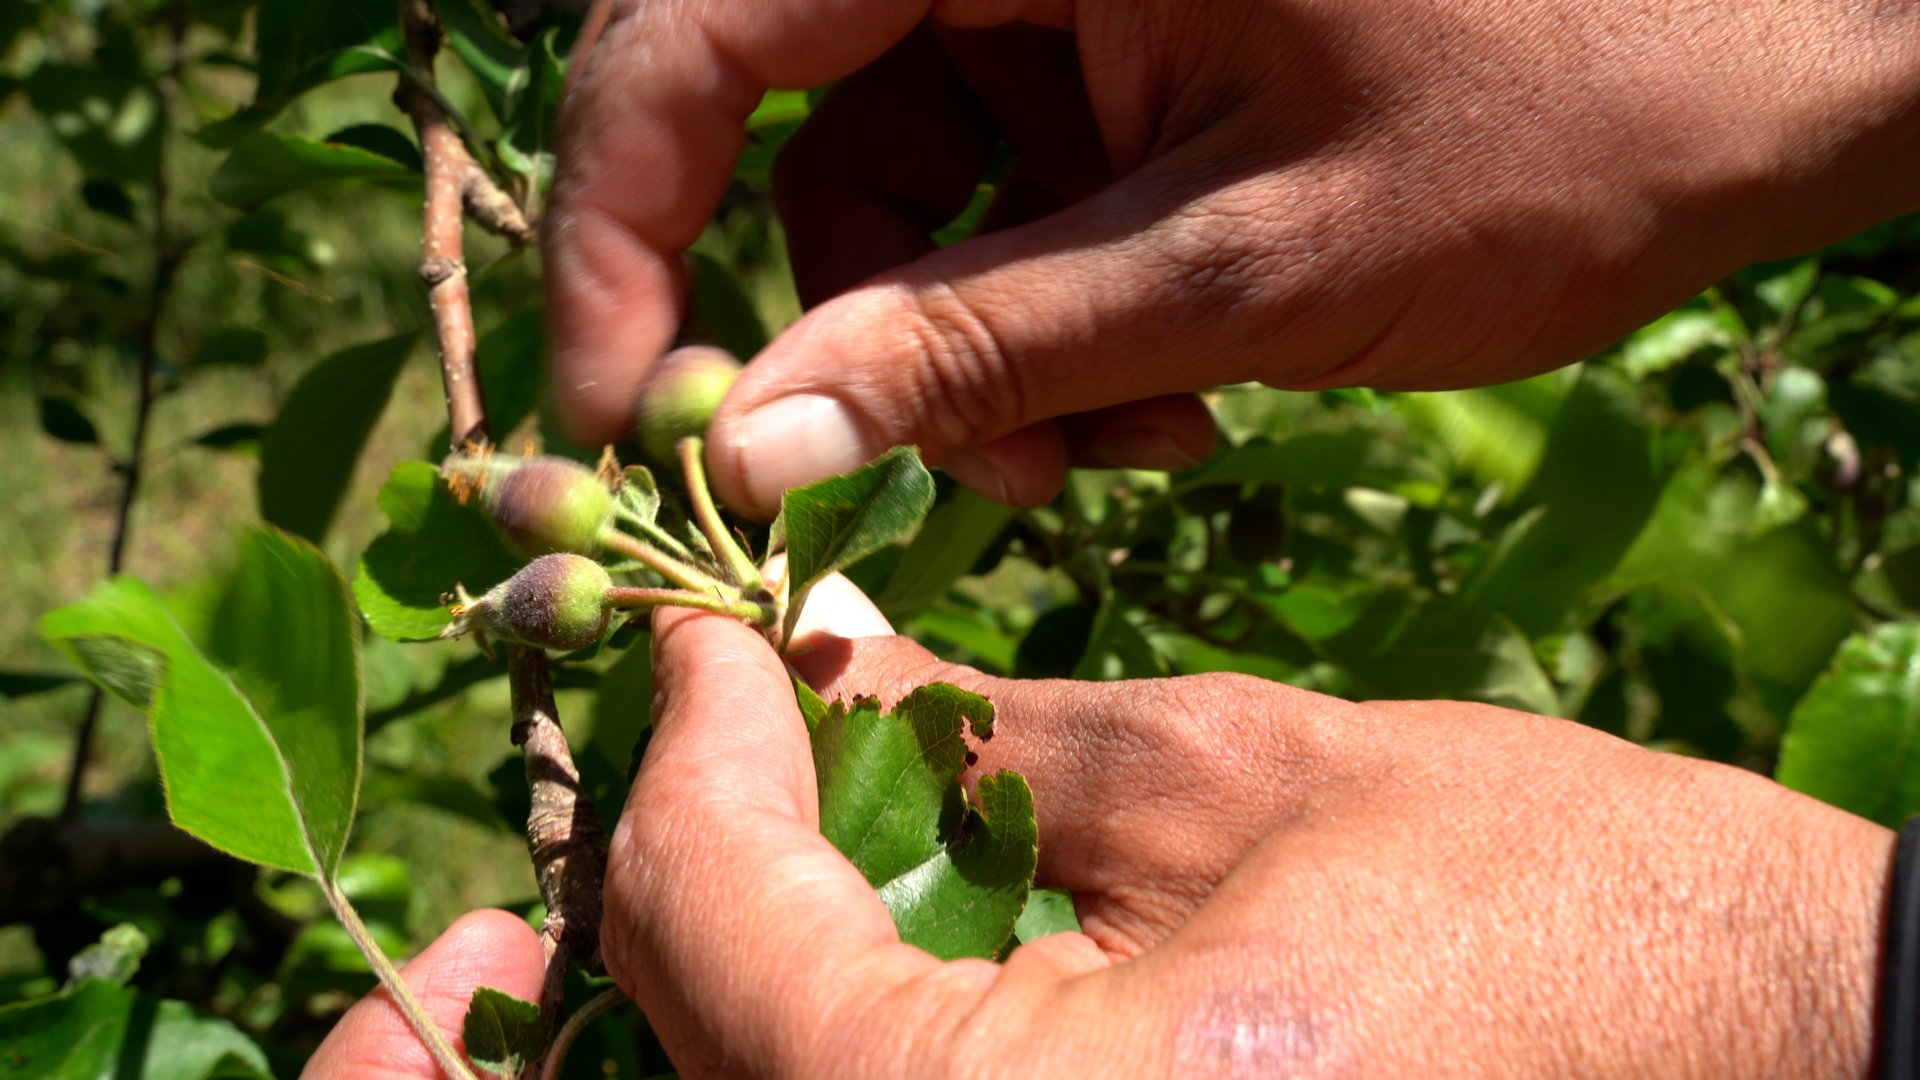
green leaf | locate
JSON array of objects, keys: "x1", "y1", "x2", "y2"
[
  {"x1": 875, "y1": 489, "x2": 1014, "y2": 620},
  {"x1": 1302, "y1": 590, "x2": 1561, "y2": 715},
  {"x1": 462, "y1": 987, "x2": 552, "y2": 1079},
  {"x1": 65, "y1": 924, "x2": 148, "y2": 988},
  {"x1": 0, "y1": 979, "x2": 272, "y2": 1080},
  {"x1": 1777, "y1": 623, "x2": 1920, "y2": 828},
  {"x1": 1455, "y1": 368, "x2": 1663, "y2": 635},
  {"x1": 40, "y1": 529, "x2": 363, "y2": 876},
  {"x1": 499, "y1": 27, "x2": 567, "y2": 192},
  {"x1": 778, "y1": 447, "x2": 935, "y2": 644},
  {"x1": 198, "y1": 0, "x2": 405, "y2": 146},
  {"x1": 1617, "y1": 302, "x2": 1741, "y2": 379},
  {"x1": 259, "y1": 333, "x2": 416, "y2": 542},
  {"x1": 355, "y1": 461, "x2": 525, "y2": 641},
  {"x1": 209, "y1": 131, "x2": 416, "y2": 209},
  {"x1": 812, "y1": 684, "x2": 1036, "y2": 960},
  {"x1": 435, "y1": 0, "x2": 525, "y2": 123},
  {"x1": 1012, "y1": 888, "x2": 1081, "y2": 944}
]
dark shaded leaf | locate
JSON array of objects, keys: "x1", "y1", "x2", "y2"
[
  {"x1": 259, "y1": 333, "x2": 415, "y2": 542},
  {"x1": 462, "y1": 987, "x2": 551, "y2": 1079},
  {"x1": 0, "y1": 670, "x2": 79, "y2": 700},
  {"x1": 210, "y1": 131, "x2": 415, "y2": 209},
  {"x1": 191, "y1": 327, "x2": 270, "y2": 368},
  {"x1": 80, "y1": 179, "x2": 136, "y2": 222},
  {"x1": 322, "y1": 122, "x2": 423, "y2": 171},
  {"x1": 38, "y1": 397, "x2": 98, "y2": 445}
]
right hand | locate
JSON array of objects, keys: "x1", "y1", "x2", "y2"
[
  {"x1": 602, "y1": 580, "x2": 1892, "y2": 1076},
  {"x1": 547, "y1": 0, "x2": 1920, "y2": 516}
]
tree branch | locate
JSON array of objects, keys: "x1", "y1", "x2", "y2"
[{"x1": 395, "y1": 3, "x2": 607, "y2": 1058}]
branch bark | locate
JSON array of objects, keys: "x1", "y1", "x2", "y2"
[{"x1": 395, "y1": 1, "x2": 607, "y2": 1054}]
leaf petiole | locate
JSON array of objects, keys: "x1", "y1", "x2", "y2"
[{"x1": 322, "y1": 879, "x2": 477, "y2": 1080}]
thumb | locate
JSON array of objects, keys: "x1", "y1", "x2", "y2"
[{"x1": 703, "y1": 126, "x2": 1362, "y2": 517}]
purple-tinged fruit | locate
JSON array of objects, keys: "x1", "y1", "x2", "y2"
[
  {"x1": 443, "y1": 553, "x2": 614, "y2": 654},
  {"x1": 636, "y1": 346, "x2": 742, "y2": 465},
  {"x1": 443, "y1": 453, "x2": 614, "y2": 557}
]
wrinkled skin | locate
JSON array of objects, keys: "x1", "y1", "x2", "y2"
[{"x1": 544, "y1": 0, "x2": 1920, "y2": 515}]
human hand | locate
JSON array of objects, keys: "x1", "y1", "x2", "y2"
[
  {"x1": 301, "y1": 910, "x2": 543, "y2": 1078},
  {"x1": 604, "y1": 580, "x2": 1894, "y2": 1075},
  {"x1": 546, "y1": 0, "x2": 1920, "y2": 516}
]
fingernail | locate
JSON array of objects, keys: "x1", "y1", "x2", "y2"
[
  {"x1": 1089, "y1": 429, "x2": 1205, "y2": 471},
  {"x1": 732, "y1": 394, "x2": 878, "y2": 512}
]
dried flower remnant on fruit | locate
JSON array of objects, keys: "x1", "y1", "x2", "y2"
[
  {"x1": 442, "y1": 452, "x2": 614, "y2": 557},
  {"x1": 443, "y1": 553, "x2": 614, "y2": 654},
  {"x1": 636, "y1": 346, "x2": 742, "y2": 465}
]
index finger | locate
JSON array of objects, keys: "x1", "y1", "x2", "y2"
[{"x1": 544, "y1": 0, "x2": 936, "y2": 443}]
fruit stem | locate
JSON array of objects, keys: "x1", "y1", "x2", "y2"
[
  {"x1": 598, "y1": 527, "x2": 732, "y2": 597},
  {"x1": 604, "y1": 586, "x2": 774, "y2": 624},
  {"x1": 678, "y1": 436, "x2": 764, "y2": 594},
  {"x1": 614, "y1": 506, "x2": 696, "y2": 564}
]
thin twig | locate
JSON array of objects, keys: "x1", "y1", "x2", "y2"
[
  {"x1": 63, "y1": 7, "x2": 187, "y2": 822},
  {"x1": 539, "y1": 987, "x2": 627, "y2": 1080}
]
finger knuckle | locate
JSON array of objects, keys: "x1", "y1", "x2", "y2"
[{"x1": 890, "y1": 281, "x2": 1031, "y2": 452}]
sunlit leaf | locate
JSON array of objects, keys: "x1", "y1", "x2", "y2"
[
  {"x1": 41, "y1": 529, "x2": 362, "y2": 876},
  {"x1": 1777, "y1": 623, "x2": 1920, "y2": 828},
  {"x1": 355, "y1": 461, "x2": 524, "y2": 641},
  {"x1": 812, "y1": 683, "x2": 1035, "y2": 960},
  {"x1": 778, "y1": 447, "x2": 935, "y2": 644}
]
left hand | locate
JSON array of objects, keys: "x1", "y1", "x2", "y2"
[{"x1": 301, "y1": 910, "x2": 543, "y2": 1078}]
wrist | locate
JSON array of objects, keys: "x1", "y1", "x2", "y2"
[{"x1": 1756, "y1": 802, "x2": 1895, "y2": 1077}]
